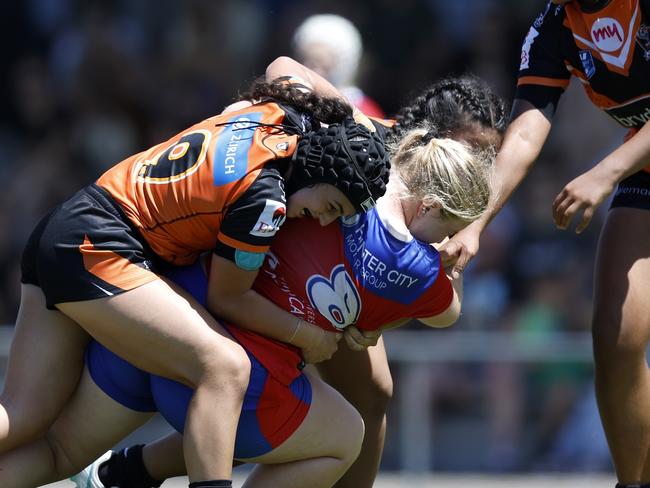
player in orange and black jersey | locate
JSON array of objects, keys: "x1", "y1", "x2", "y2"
[
  {"x1": 518, "y1": 0, "x2": 650, "y2": 136},
  {"x1": 438, "y1": 2, "x2": 650, "y2": 486},
  {"x1": 4, "y1": 67, "x2": 390, "y2": 488}
]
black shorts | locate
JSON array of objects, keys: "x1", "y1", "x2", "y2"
[
  {"x1": 610, "y1": 171, "x2": 650, "y2": 211},
  {"x1": 21, "y1": 184, "x2": 163, "y2": 309}
]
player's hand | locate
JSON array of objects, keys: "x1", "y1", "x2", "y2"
[
  {"x1": 343, "y1": 326, "x2": 381, "y2": 351},
  {"x1": 438, "y1": 225, "x2": 481, "y2": 278},
  {"x1": 301, "y1": 327, "x2": 342, "y2": 364},
  {"x1": 552, "y1": 167, "x2": 614, "y2": 234}
]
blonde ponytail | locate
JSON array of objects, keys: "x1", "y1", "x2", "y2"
[{"x1": 390, "y1": 124, "x2": 494, "y2": 222}]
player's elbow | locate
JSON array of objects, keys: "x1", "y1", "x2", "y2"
[
  {"x1": 266, "y1": 56, "x2": 298, "y2": 81},
  {"x1": 418, "y1": 302, "x2": 461, "y2": 328}
]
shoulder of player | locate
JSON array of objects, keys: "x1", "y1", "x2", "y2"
[
  {"x1": 523, "y1": 1, "x2": 570, "y2": 42},
  {"x1": 368, "y1": 117, "x2": 394, "y2": 141},
  {"x1": 202, "y1": 101, "x2": 300, "y2": 133},
  {"x1": 371, "y1": 229, "x2": 442, "y2": 280}
]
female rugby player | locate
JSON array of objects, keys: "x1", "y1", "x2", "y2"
[
  {"x1": 3, "y1": 70, "x2": 389, "y2": 488},
  {"x1": 0, "y1": 124, "x2": 493, "y2": 488},
  {"x1": 439, "y1": 1, "x2": 650, "y2": 486}
]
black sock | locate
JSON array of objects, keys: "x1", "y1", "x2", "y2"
[
  {"x1": 188, "y1": 481, "x2": 232, "y2": 488},
  {"x1": 615, "y1": 484, "x2": 650, "y2": 488},
  {"x1": 98, "y1": 445, "x2": 163, "y2": 488}
]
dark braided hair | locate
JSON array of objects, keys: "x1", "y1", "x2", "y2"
[
  {"x1": 233, "y1": 78, "x2": 389, "y2": 211},
  {"x1": 239, "y1": 77, "x2": 353, "y2": 125},
  {"x1": 392, "y1": 75, "x2": 507, "y2": 149}
]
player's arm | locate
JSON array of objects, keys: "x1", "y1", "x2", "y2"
[
  {"x1": 439, "y1": 2, "x2": 568, "y2": 272},
  {"x1": 471, "y1": 1, "x2": 568, "y2": 231},
  {"x1": 440, "y1": 99, "x2": 554, "y2": 274},
  {"x1": 343, "y1": 269, "x2": 462, "y2": 351},
  {"x1": 592, "y1": 120, "x2": 650, "y2": 182},
  {"x1": 222, "y1": 55, "x2": 347, "y2": 116},
  {"x1": 207, "y1": 257, "x2": 332, "y2": 350},
  {"x1": 208, "y1": 170, "x2": 340, "y2": 363},
  {"x1": 266, "y1": 56, "x2": 341, "y2": 101},
  {"x1": 553, "y1": 118, "x2": 650, "y2": 232},
  {"x1": 479, "y1": 99, "x2": 553, "y2": 227},
  {"x1": 417, "y1": 271, "x2": 463, "y2": 328},
  {"x1": 265, "y1": 56, "x2": 375, "y2": 131}
]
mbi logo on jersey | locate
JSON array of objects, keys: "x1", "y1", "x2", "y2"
[
  {"x1": 213, "y1": 112, "x2": 263, "y2": 186},
  {"x1": 591, "y1": 18, "x2": 625, "y2": 52},
  {"x1": 306, "y1": 264, "x2": 361, "y2": 330}
]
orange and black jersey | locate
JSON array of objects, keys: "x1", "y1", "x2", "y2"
[
  {"x1": 97, "y1": 102, "x2": 306, "y2": 266},
  {"x1": 517, "y1": 0, "x2": 650, "y2": 133}
]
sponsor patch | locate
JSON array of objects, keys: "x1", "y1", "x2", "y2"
[
  {"x1": 615, "y1": 185, "x2": 650, "y2": 197},
  {"x1": 250, "y1": 199, "x2": 286, "y2": 237},
  {"x1": 591, "y1": 17, "x2": 625, "y2": 53},
  {"x1": 520, "y1": 26, "x2": 539, "y2": 71},
  {"x1": 213, "y1": 112, "x2": 262, "y2": 186},
  {"x1": 359, "y1": 197, "x2": 375, "y2": 212},
  {"x1": 579, "y1": 50, "x2": 596, "y2": 79},
  {"x1": 306, "y1": 264, "x2": 361, "y2": 329},
  {"x1": 533, "y1": 2, "x2": 552, "y2": 29},
  {"x1": 341, "y1": 214, "x2": 361, "y2": 227},
  {"x1": 606, "y1": 96, "x2": 650, "y2": 128},
  {"x1": 637, "y1": 23, "x2": 650, "y2": 61}
]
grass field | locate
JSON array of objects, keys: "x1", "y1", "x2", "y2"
[{"x1": 47, "y1": 472, "x2": 617, "y2": 487}]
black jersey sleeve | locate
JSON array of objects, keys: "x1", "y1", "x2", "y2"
[
  {"x1": 215, "y1": 163, "x2": 287, "y2": 270},
  {"x1": 516, "y1": 2, "x2": 572, "y2": 114}
]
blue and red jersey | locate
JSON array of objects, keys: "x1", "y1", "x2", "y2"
[{"x1": 206, "y1": 208, "x2": 453, "y2": 384}]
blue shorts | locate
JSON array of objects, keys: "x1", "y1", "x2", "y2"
[{"x1": 86, "y1": 340, "x2": 312, "y2": 459}]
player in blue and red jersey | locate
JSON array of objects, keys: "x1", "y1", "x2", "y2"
[
  {"x1": 0, "y1": 120, "x2": 495, "y2": 488},
  {"x1": 439, "y1": 2, "x2": 650, "y2": 486}
]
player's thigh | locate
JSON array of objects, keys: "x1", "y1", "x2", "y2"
[
  {"x1": 57, "y1": 279, "x2": 249, "y2": 387},
  {"x1": 593, "y1": 208, "x2": 650, "y2": 351},
  {"x1": 2, "y1": 284, "x2": 89, "y2": 423},
  {"x1": 316, "y1": 336, "x2": 393, "y2": 411},
  {"x1": 46, "y1": 367, "x2": 153, "y2": 475},
  {"x1": 243, "y1": 371, "x2": 364, "y2": 464}
]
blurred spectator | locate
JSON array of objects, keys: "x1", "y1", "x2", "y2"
[{"x1": 292, "y1": 13, "x2": 385, "y2": 117}]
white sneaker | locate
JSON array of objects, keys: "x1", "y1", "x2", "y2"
[{"x1": 70, "y1": 450, "x2": 114, "y2": 488}]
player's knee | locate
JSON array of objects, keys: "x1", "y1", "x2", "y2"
[
  {"x1": 592, "y1": 312, "x2": 649, "y2": 364},
  {"x1": 196, "y1": 340, "x2": 250, "y2": 396},
  {"x1": 44, "y1": 430, "x2": 80, "y2": 479},
  {"x1": 339, "y1": 407, "x2": 365, "y2": 466},
  {"x1": 354, "y1": 373, "x2": 393, "y2": 421}
]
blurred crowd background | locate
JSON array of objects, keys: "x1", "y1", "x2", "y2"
[{"x1": 1, "y1": 0, "x2": 627, "y2": 476}]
